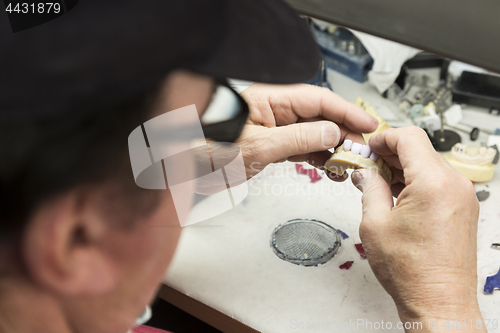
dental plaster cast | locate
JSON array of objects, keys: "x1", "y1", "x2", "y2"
[
  {"x1": 325, "y1": 97, "x2": 392, "y2": 185},
  {"x1": 444, "y1": 143, "x2": 498, "y2": 182},
  {"x1": 450, "y1": 143, "x2": 496, "y2": 165},
  {"x1": 355, "y1": 97, "x2": 391, "y2": 142},
  {"x1": 324, "y1": 140, "x2": 392, "y2": 185}
]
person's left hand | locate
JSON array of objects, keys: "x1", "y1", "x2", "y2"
[{"x1": 236, "y1": 83, "x2": 378, "y2": 180}]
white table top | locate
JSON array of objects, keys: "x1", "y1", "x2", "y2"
[{"x1": 163, "y1": 71, "x2": 500, "y2": 332}]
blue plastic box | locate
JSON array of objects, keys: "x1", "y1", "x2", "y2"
[{"x1": 310, "y1": 23, "x2": 373, "y2": 83}]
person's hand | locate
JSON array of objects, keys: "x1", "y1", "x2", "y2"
[
  {"x1": 236, "y1": 83, "x2": 378, "y2": 180},
  {"x1": 351, "y1": 127, "x2": 484, "y2": 332}
]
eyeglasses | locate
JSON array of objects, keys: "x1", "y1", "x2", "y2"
[
  {"x1": 199, "y1": 80, "x2": 249, "y2": 143},
  {"x1": 128, "y1": 79, "x2": 250, "y2": 226}
]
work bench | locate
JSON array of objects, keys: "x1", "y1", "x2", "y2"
[{"x1": 160, "y1": 70, "x2": 500, "y2": 333}]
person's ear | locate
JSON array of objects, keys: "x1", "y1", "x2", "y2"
[{"x1": 22, "y1": 190, "x2": 120, "y2": 296}]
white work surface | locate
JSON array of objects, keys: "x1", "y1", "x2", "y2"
[{"x1": 163, "y1": 71, "x2": 500, "y2": 333}]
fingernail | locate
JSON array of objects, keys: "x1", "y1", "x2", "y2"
[
  {"x1": 351, "y1": 170, "x2": 365, "y2": 192},
  {"x1": 321, "y1": 123, "x2": 339, "y2": 148}
]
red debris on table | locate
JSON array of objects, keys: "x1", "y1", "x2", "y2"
[
  {"x1": 295, "y1": 164, "x2": 322, "y2": 183},
  {"x1": 295, "y1": 164, "x2": 305, "y2": 174},
  {"x1": 355, "y1": 243, "x2": 367, "y2": 259},
  {"x1": 339, "y1": 261, "x2": 354, "y2": 270}
]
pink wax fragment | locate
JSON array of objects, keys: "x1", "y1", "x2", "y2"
[
  {"x1": 295, "y1": 164, "x2": 306, "y2": 174},
  {"x1": 355, "y1": 243, "x2": 367, "y2": 259},
  {"x1": 308, "y1": 168, "x2": 322, "y2": 183},
  {"x1": 339, "y1": 261, "x2": 354, "y2": 270},
  {"x1": 295, "y1": 164, "x2": 322, "y2": 182}
]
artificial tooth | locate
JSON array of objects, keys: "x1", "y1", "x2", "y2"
[
  {"x1": 360, "y1": 145, "x2": 371, "y2": 158},
  {"x1": 344, "y1": 139, "x2": 353, "y2": 151},
  {"x1": 369, "y1": 152, "x2": 379, "y2": 162},
  {"x1": 351, "y1": 143, "x2": 362, "y2": 155},
  {"x1": 466, "y1": 146, "x2": 479, "y2": 156}
]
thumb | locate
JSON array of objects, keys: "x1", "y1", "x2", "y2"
[
  {"x1": 268, "y1": 121, "x2": 340, "y2": 160},
  {"x1": 351, "y1": 169, "x2": 393, "y2": 222}
]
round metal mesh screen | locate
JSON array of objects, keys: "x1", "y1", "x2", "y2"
[{"x1": 270, "y1": 219, "x2": 341, "y2": 267}]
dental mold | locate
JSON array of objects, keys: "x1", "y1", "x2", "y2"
[
  {"x1": 451, "y1": 143, "x2": 496, "y2": 165},
  {"x1": 444, "y1": 143, "x2": 498, "y2": 182},
  {"x1": 324, "y1": 140, "x2": 392, "y2": 185},
  {"x1": 325, "y1": 97, "x2": 392, "y2": 185},
  {"x1": 355, "y1": 97, "x2": 391, "y2": 142}
]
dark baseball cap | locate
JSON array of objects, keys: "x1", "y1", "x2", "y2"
[{"x1": 0, "y1": 0, "x2": 320, "y2": 121}]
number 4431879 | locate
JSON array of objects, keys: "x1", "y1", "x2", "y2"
[{"x1": 5, "y1": 3, "x2": 61, "y2": 14}]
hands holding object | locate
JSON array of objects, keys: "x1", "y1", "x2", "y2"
[{"x1": 235, "y1": 84, "x2": 485, "y2": 332}]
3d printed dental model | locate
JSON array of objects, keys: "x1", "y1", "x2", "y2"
[
  {"x1": 325, "y1": 97, "x2": 392, "y2": 185},
  {"x1": 324, "y1": 140, "x2": 392, "y2": 184},
  {"x1": 444, "y1": 143, "x2": 498, "y2": 182}
]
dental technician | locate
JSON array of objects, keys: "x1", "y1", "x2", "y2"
[{"x1": 0, "y1": 0, "x2": 483, "y2": 332}]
